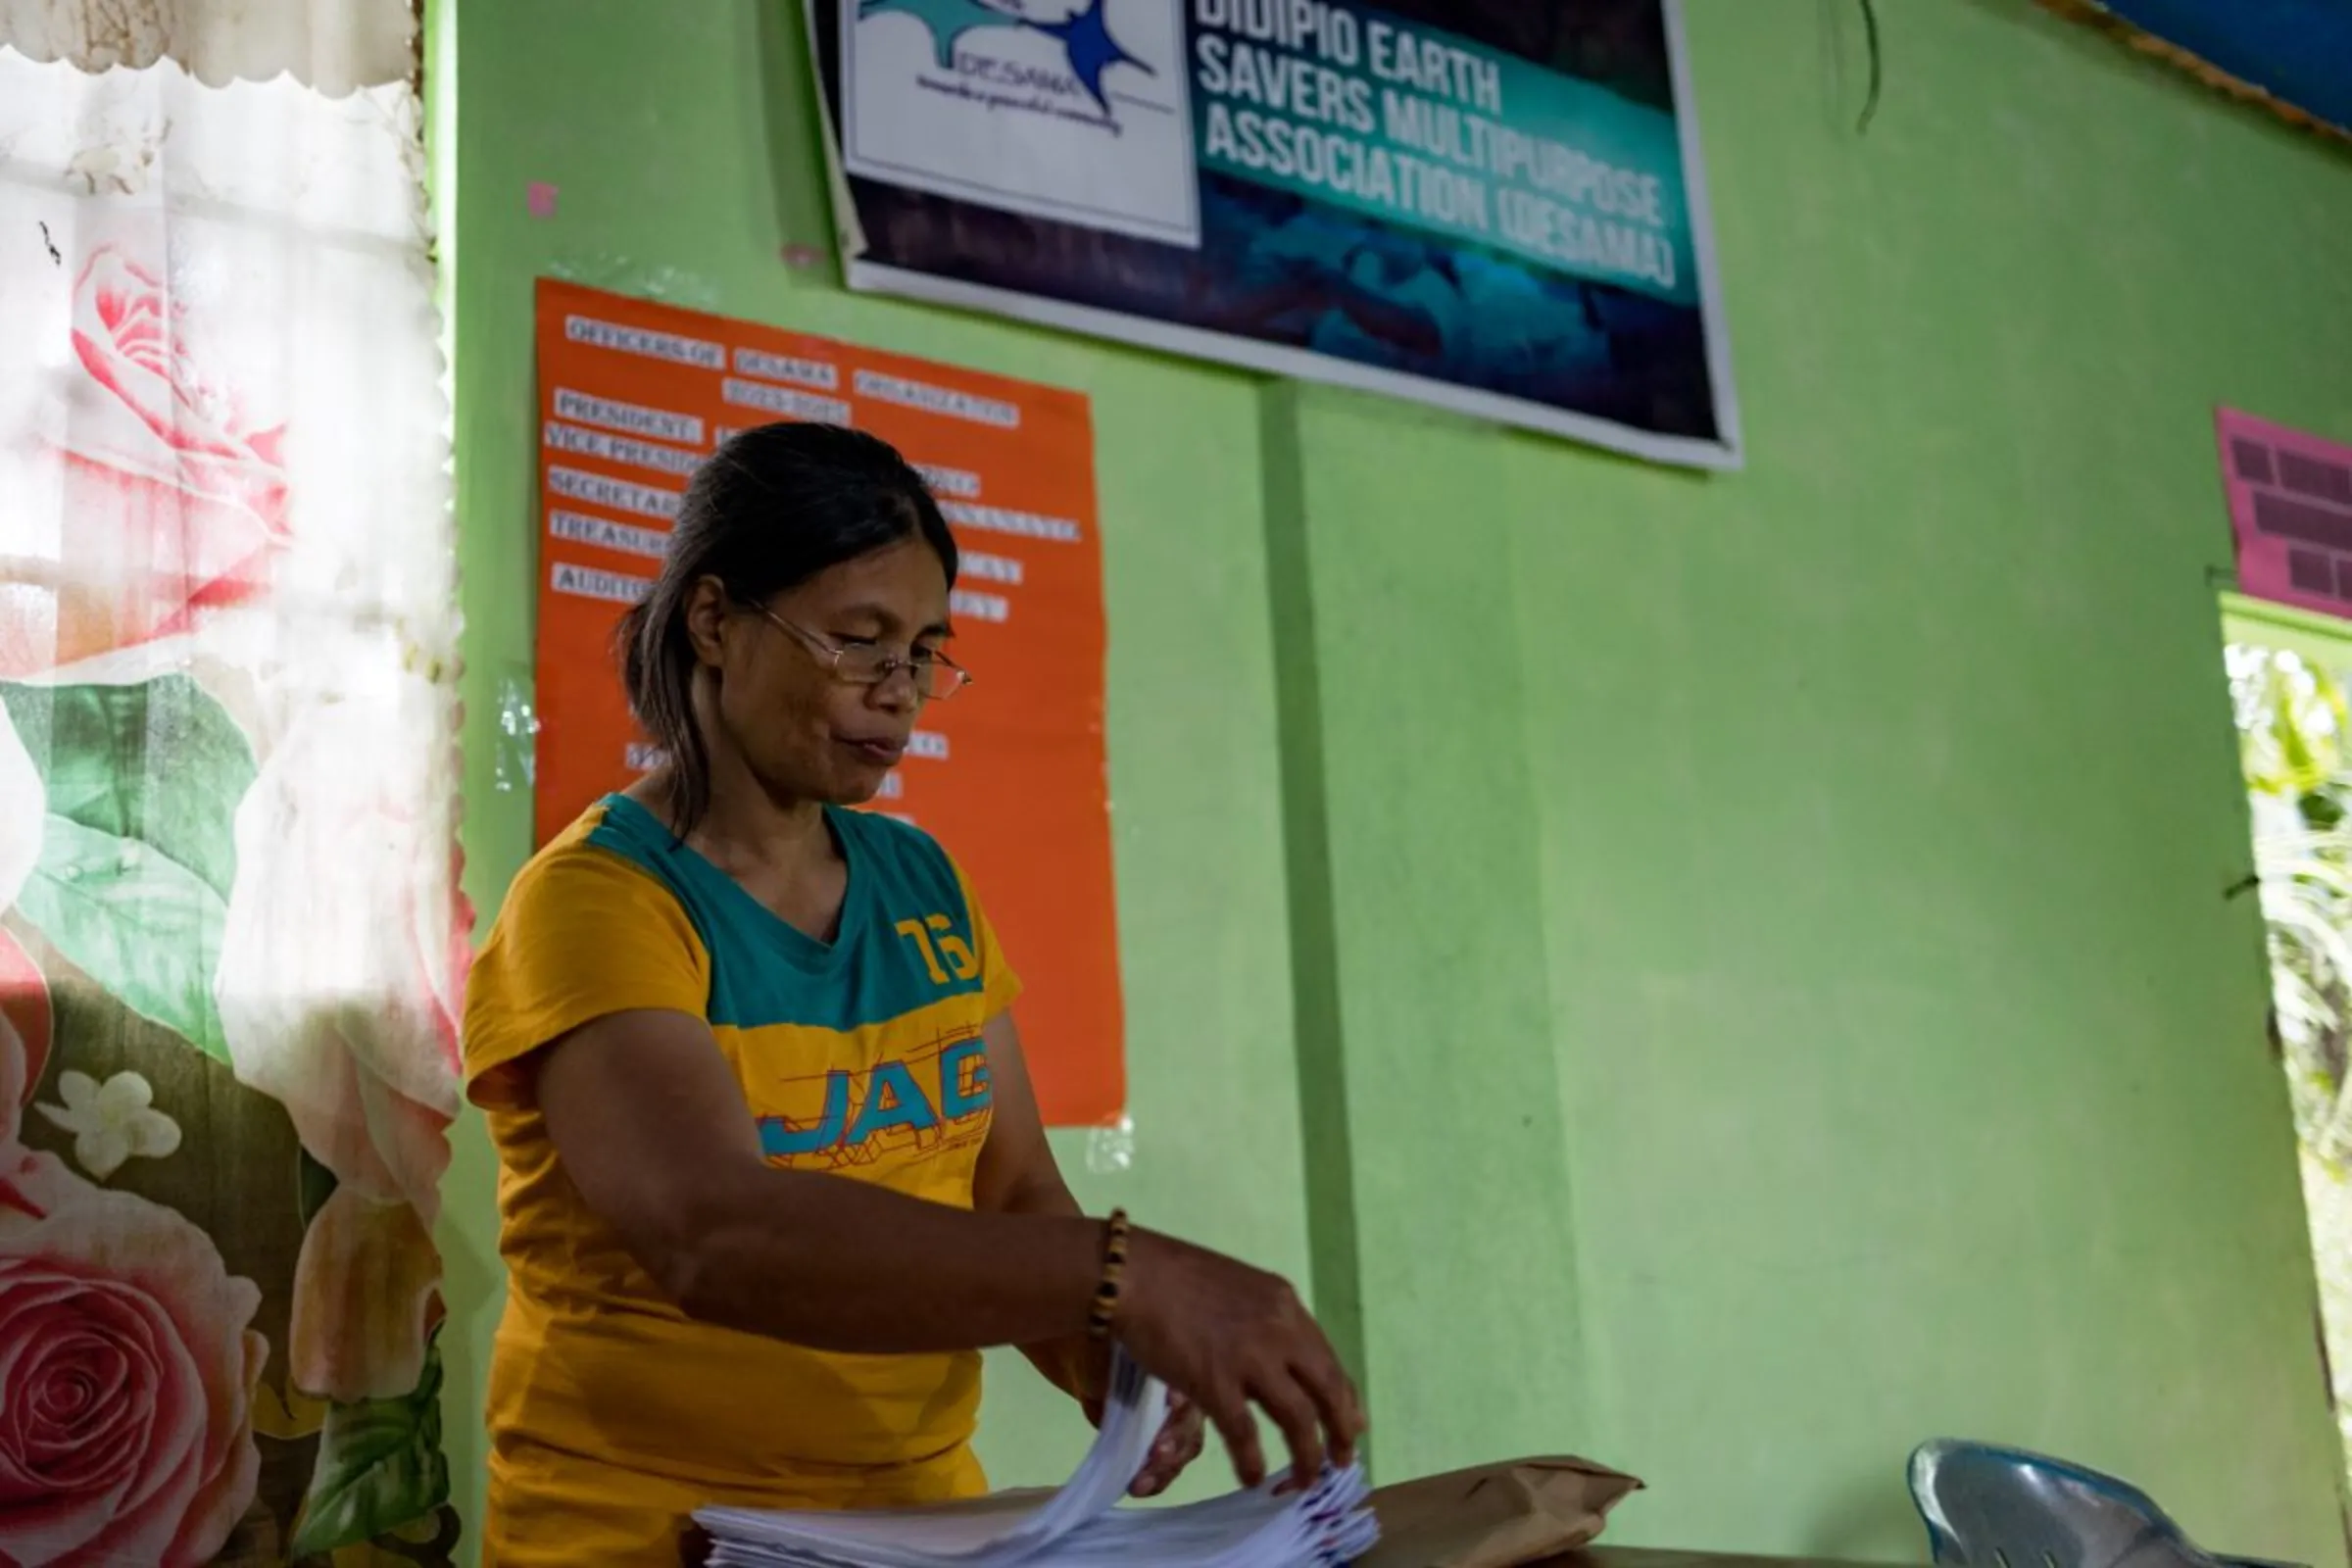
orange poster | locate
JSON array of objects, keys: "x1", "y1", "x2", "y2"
[{"x1": 530, "y1": 278, "x2": 1122, "y2": 1124}]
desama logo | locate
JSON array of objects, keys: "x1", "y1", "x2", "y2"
[{"x1": 858, "y1": 0, "x2": 1152, "y2": 111}]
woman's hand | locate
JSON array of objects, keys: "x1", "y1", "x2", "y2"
[
  {"x1": 1070, "y1": 1349, "x2": 1206, "y2": 1498},
  {"x1": 1113, "y1": 1229, "x2": 1366, "y2": 1491},
  {"x1": 1129, "y1": 1393, "x2": 1206, "y2": 1499}
]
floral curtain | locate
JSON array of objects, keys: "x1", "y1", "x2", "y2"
[
  {"x1": 2234, "y1": 642, "x2": 2352, "y2": 1494},
  {"x1": 0, "y1": 32, "x2": 465, "y2": 1568}
]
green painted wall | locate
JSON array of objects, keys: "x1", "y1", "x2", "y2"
[{"x1": 441, "y1": 1, "x2": 2352, "y2": 1561}]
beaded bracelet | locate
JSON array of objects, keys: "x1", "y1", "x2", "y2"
[{"x1": 1087, "y1": 1208, "x2": 1131, "y2": 1341}]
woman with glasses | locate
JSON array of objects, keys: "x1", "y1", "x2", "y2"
[{"x1": 462, "y1": 422, "x2": 1364, "y2": 1566}]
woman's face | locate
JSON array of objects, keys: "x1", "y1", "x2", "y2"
[{"x1": 695, "y1": 536, "x2": 953, "y2": 808}]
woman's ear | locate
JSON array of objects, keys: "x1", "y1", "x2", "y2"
[{"x1": 683, "y1": 576, "x2": 731, "y2": 667}]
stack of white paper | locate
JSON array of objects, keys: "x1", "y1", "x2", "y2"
[{"x1": 697, "y1": 1352, "x2": 1378, "y2": 1568}]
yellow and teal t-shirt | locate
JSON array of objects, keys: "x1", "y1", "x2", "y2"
[{"x1": 462, "y1": 794, "x2": 1021, "y2": 1568}]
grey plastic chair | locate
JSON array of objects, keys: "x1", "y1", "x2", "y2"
[{"x1": 1907, "y1": 1440, "x2": 2303, "y2": 1568}]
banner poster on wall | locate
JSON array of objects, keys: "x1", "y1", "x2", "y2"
[
  {"x1": 530, "y1": 278, "x2": 1125, "y2": 1124},
  {"x1": 805, "y1": 0, "x2": 1741, "y2": 469}
]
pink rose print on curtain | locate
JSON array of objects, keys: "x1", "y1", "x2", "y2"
[
  {"x1": 3, "y1": 247, "x2": 291, "y2": 678},
  {"x1": 0, "y1": 1011, "x2": 266, "y2": 1568},
  {"x1": 219, "y1": 670, "x2": 467, "y2": 1219},
  {"x1": 218, "y1": 666, "x2": 470, "y2": 1401}
]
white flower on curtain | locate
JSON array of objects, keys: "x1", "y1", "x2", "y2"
[
  {"x1": 0, "y1": 35, "x2": 462, "y2": 1567},
  {"x1": 36, "y1": 1067, "x2": 185, "y2": 1178}
]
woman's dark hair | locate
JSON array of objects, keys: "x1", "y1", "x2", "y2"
[{"x1": 617, "y1": 421, "x2": 957, "y2": 832}]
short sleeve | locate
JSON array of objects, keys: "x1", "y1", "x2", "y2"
[
  {"x1": 463, "y1": 844, "x2": 711, "y2": 1112},
  {"x1": 952, "y1": 859, "x2": 1023, "y2": 1020}
]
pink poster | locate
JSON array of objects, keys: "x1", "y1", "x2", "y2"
[{"x1": 2219, "y1": 408, "x2": 2352, "y2": 620}]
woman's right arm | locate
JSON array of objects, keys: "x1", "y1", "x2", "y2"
[
  {"x1": 533, "y1": 1008, "x2": 1365, "y2": 1487},
  {"x1": 537, "y1": 1006, "x2": 1104, "y2": 1350}
]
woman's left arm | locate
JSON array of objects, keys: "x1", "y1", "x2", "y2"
[{"x1": 971, "y1": 1010, "x2": 1204, "y2": 1496}]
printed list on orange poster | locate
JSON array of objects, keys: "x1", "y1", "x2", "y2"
[{"x1": 530, "y1": 277, "x2": 1123, "y2": 1125}]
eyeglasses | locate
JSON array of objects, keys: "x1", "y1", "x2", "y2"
[{"x1": 751, "y1": 604, "x2": 973, "y2": 701}]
